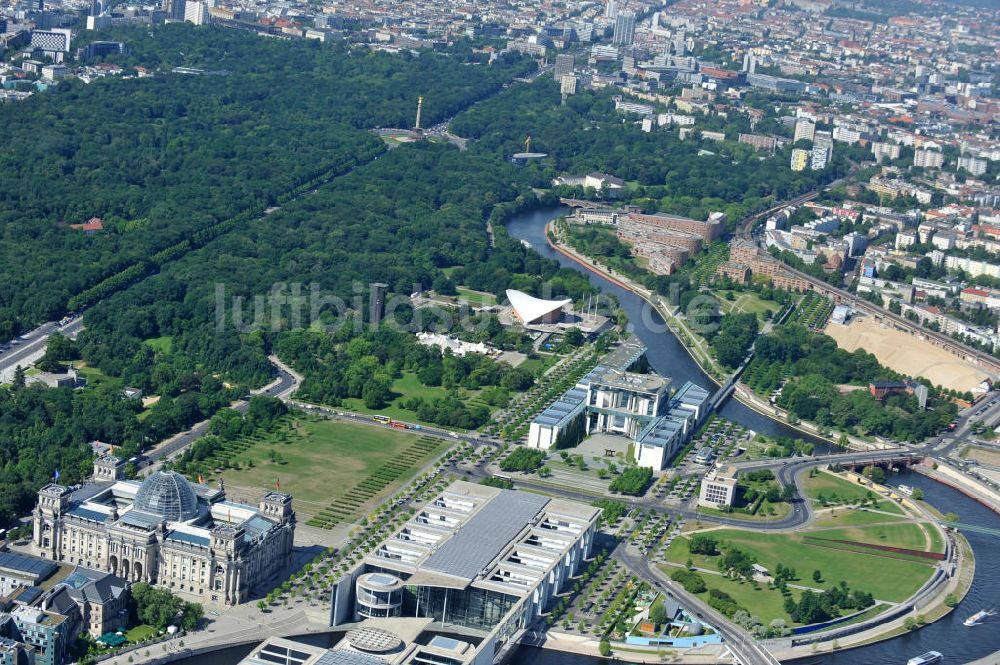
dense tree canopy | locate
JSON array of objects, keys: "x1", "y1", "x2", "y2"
[{"x1": 0, "y1": 24, "x2": 534, "y2": 335}]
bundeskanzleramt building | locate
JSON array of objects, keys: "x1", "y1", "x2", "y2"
[
  {"x1": 32, "y1": 456, "x2": 295, "y2": 606},
  {"x1": 329, "y1": 482, "x2": 599, "y2": 664}
]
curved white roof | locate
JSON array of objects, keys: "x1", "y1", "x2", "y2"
[{"x1": 506, "y1": 289, "x2": 571, "y2": 324}]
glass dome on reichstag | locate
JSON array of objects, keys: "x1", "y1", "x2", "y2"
[{"x1": 132, "y1": 471, "x2": 199, "y2": 522}]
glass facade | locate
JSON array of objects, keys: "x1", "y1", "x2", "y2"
[
  {"x1": 133, "y1": 471, "x2": 199, "y2": 521},
  {"x1": 409, "y1": 586, "x2": 520, "y2": 633}
]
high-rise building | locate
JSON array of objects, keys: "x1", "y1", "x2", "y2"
[
  {"x1": 958, "y1": 155, "x2": 987, "y2": 176},
  {"x1": 29, "y1": 29, "x2": 71, "y2": 54},
  {"x1": 604, "y1": 0, "x2": 617, "y2": 18},
  {"x1": 914, "y1": 148, "x2": 944, "y2": 169},
  {"x1": 872, "y1": 142, "x2": 900, "y2": 163},
  {"x1": 790, "y1": 148, "x2": 810, "y2": 172},
  {"x1": 560, "y1": 74, "x2": 578, "y2": 96},
  {"x1": 793, "y1": 118, "x2": 815, "y2": 143},
  {"x1": 370, "y1": 282, "x2": 388, "y2": 326},
  {"x1": 810, "y1": 146, "x2": 830, "y2": 170},
  {"x1": 184, "y1": 0, "x2": 208, "y2": 24},
  {"x1": 164, "y1": 0, "x2": 186, "y2": 20},
  {"x1": 612, "y1": 12, "x2": 635, "y2": 46},
  {"x1": 554, "y1": 53, "x2": 575, "y2": 80}
]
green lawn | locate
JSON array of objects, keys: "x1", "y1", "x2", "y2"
[
  {"x1": 455, "y1": 287, "x2": 497, "y2": 306},
  {"x1": 714, "y1": 290, "x2": 781, "y2": 319},
  {"x1": 517, "y1": 354, "x2": 558, "y2": 377},
  {"x1": 802, "y1": 471, "x2": 904, "y2": 514},
  {"x1": 340, "y1": 370, "x2": 481, "y2": 427},
  {"x1": 74, "y1": 363, "x2": 123, "y2": 390},
  {"x1": 809, "y1": 522, "x2": 938, "y2": 552},
  {"x1": 665, "y1": 528, "x2": 935, "y2": 602},
  {"x1": 661, "y1": 564, "x2": 804, "y2": 625},
  {"x1": 217, "y1": 418, "x2": 443, "y2": 517},
  {"x1": 126, "y1": 625, "x2": 158, "y2": 642},
  {"x1": 144, "y1": 336, "x2": 174, "y2": 353},
  {"x1": 813, "y1": 508, "x2": 906, "y2": 528}
]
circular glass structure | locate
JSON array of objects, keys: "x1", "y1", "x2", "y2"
[{"x1": 133, "y1": 471, "x2": 199, "y2": 522}]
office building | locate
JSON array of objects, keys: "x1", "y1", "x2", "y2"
[
  {"x1": 29, "y1": 29, "x2": 71, "y2": 53},
  {"x1": 914, "y1": 148, "x2": 944, "y2": 169},
  {"x1": 698, "y1": 466, "x2": 738, "y2": 508},
  {"x1": 164, "y1": 0, "x2": 186, "y2": 21},
  {"x1": 633, "y1": 382, "x2": 710, "y2": 470},
  {"x1": 329, "y1": 482, "x2": 599, "y2": 664},
  {"x1": 80, "y1": 41, "x2": 130, "y2": 59},
  {"x1": 184, "y1": 0, "x2": 208, "y2": 24},
  {"x1": 0, "y1": 554, "x2": 57, "y2": 598},
  {"x1": 59, "y1": 568, "x2": 129, "y2": 638},
  {"x1": 33, "y1": 456, "x2": 295, "y2": 606},
  {"x1": 526, "y1": 340, "x2": 711, "y2": 468},
  {"x1": 605, "y1": 0, "x2": 617, "y2": 18},
  {"x1": 612, "y1": 12, "x2": 635, "y2": 46},
  {"x1": 29, "y1": 29, "x2": 71, "y2": 61},
  {"x1": 1, "y1": 587, "x2": 80, "y2": 665},
  {"x1": 239, "y1": 634, "x2": 483, "y2": 665}
]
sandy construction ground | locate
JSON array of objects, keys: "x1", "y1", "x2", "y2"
[{"x1": 825, "y1": 316, "x2": 989, "y2": 393}]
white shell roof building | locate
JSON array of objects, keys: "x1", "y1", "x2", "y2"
[{"x1": 505, "y1": 289, "x2": 571, "y2": 325}]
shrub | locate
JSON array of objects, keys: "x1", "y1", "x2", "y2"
[{"x1": 670, "y1": 569, "x2": 707, "y2": 594}]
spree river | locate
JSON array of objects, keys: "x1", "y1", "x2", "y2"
[
  {"x1": 175, "y1": 207, "x2": 1000, "y2": 665},
  {"x1": 505, "y1": 207, "x2": 822, "y2": 442}
]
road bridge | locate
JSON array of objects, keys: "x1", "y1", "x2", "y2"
[{"x1": 942, "y1": 521, "x2": 1000, "y2": 537}]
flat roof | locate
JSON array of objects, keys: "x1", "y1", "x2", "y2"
[
  {"x1": 423, "y1": 490, "x2": 549, "y2": 582},
  {"x1": 593, "y1": 368, "x2": 669, "y2": 393},
  {"x1": 0, "y1": 552, "x2": 57, "y2": 580}
]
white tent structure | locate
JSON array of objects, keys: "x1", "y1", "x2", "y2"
[{"x1": 506, "y1": 289, "x2": 571, "y2": 325}]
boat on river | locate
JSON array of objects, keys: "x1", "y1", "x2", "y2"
[
  {"x1": 907, "y1": 651, "x2": 943, "y2": 665},
  {"x1": 965, "y1": 609, "x2": 996, "y2": 627}
]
